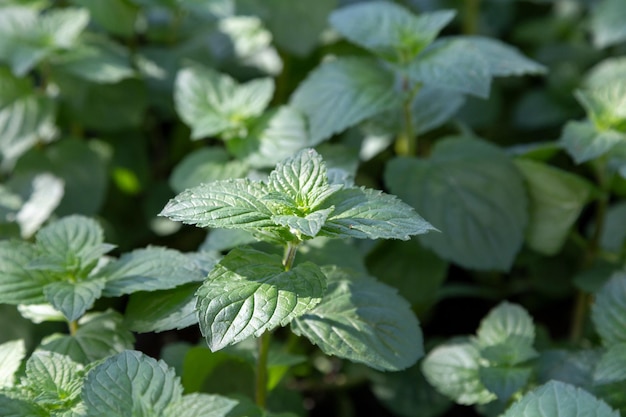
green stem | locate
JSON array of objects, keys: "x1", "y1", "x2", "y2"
[
  {"x1": 463, "y1": 0, "x2": 481, "y2": 35},
  {"x1": 394, "y1": 81, "x2": 420, "y2": 156},
  {"x1": 283, "y1": 241, "x2": 299, "y2": 271},
  {"x1": 255, "y1": 331, "x2": 271, "y2": 408},
  {"x1": 68, "y1": 320, "x2": 78, "y2": 336}
]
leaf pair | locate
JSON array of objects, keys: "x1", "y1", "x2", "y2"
[{"x1": 161, "y1": 148, "x2": 434, "y2": 244}]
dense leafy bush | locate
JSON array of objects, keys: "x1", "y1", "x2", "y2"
[{"x1": 1, "y1": 0, "x2": 626, "y2": 416}]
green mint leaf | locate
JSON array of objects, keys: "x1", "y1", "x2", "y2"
[
  {"x1": 591, "y1": 0, "x2": 626, "y2": 48},
  {"x1": 592, "y1": 273, "x2": 626, "y2": 346},
  {"x1": 160, "y1": 178, "x2": 274, "y2": 230},
  {"x1": 386, "y1": 137, "x2": 528, "y2": 271},
  {"x1": 39, "y1": 310, "x2": 134, "y2": 364},
  {"x1": 502, "y1": 380, "x2": 619, "y2": 417},
  {"x1": 291, "y1": 266, "x2": 423, "y2": 371},
  {"x1": 422, "y1": 338, "x2": 496, "y2": 405},
  {"x1": 99, "y1": 247, "x2": 212, "y2": 297},
  {"x1": 15, "y1": 173, "x2": 64, "y2": 239},
  {"x1": 479, "y1": 366, "x2": 532, "y2": 402},
  {"x1": 226, "y1": 105, "x2": 311, "y2": 169},
  {"x1": 272, "y1": 208, "x2": 334, "y2": 238},
  {"x1": 578, "y1": 57, "x2": 626, "y2": 132},
  {"x1": 0, "y1": 340, "x2": 25, "y2": 388},
  {"x1": 476, "y1": 301, "x2": 537, "y2": 366},
  {"x1": 405, "y1": 36, "x2": 546, "y2": 98},
  {"x1": 560, "y1": 120, "x2": 624, "y2": 164},
  {"x1": 594, "y1": 343, "x2": 626, "y2": 385},
  {"x1": 201, "y1": 229, "x2": 257, "y2": 252},
  {"x1": 71, "y1": 0, "x2": 138, "y2": 37},
  {"x1": 124, "y1": 283, "x2": 200, "y2": 333},
  {"x1": 83, "y1": 350, "x2": 183, "y2": 417},
  {"x1": 0, "y1": 68, "x2": 56, "y2": 170},
  {"x1": 43, "y1": 279, "x2": 105, "y2": 322},
  {"x1": 535, "y1": 349, "x2": 600, "y2": 389},
  {"x1": 516, "y1": 159, "x2": 593, "y2": 255},
  {"x1": 175, "y1": 64, "x2": 274, "y2": 140},
  {"x1": 164, "y1": 393, "x2": 238, "y2": 417},
  {"x1": 23, "y1": 351, "x2": 84, "y2": 407},
  {"x1": 330, "y1": 2, "x2": 454, "y2": 63},
  {"x1": 290, "y1": 57, "x2": 402, "y2": 144},
  {"x1": 196, "y1": 247, "x2": 327, "y2": 351},
  {"x1": 169, "y1": 147, "x2": 249, "y2": 194},
  {"x1": 601, "y1": 202, "x2": 626, "y2": 252},
  {"x1": 0, "y1": 394, "x2": 46, "y2": 417},
  {"x1": 0, "y1": 240, "x2": 51, "y2": 305},
  {"x1": 319, "y1": 187, "x2": 435, "y2": 240},
  {"x1": 31, "y1": 215, "x2": 114, "y2": 277}
]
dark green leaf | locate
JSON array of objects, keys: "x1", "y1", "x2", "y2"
[
  {"x1": 502, "y1": 380, "x2": 619, "y2": 417},
  {"x1": 386, "y1": 137, "x2": 528, "y2": 271},
  {"x1": 71, "y1": 0, "x2": 138, "y2": 37},
  {"x1": 44, "y1": 279, "x2": 105, "y2": 322},
  {"x1": 0, "y1": 240, "x2": 51, "y2": 305},
  {"x1": 290, "y1": 57, "x2": 402, "y2": 144},
  {"x1": 292, "y1": 266, "x2": 423, "y2": 371},
  {"x1": 196, "y1": 247, "x2": 327, "y2": 351},
  {"x1": 594, "y1": 344, "x2": 626, "y2": 385},
  {"x1": 601, "y1": 202, "x2": 626, "y2": 252},
  {"x1": 592, "y1": 273, "x2": 626, "y2": 346},
  {"x1": 479, "y1": 365, "x2": 532, "y2": 401},
  {"x1": 0, "y1": 394, "x2": 46, "y2": 417}
]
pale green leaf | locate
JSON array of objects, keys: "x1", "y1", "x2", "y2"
[
  {"x1": 160, "y1": 178, "x2": 274, "y2": 229},
  {"x1": 592, "y1": 273, "x2": 626, "y2": 346},
  {"x1": 290, "y1": 57, "x2": 402, "y2": 144},
  {"x1": 17, "y1": 303, "x2": 65, "y2": 324},
  {"x1": 0, "y1": 7, "x2": 46, "y2": 75},
  {"x1": 125, "y1": 283, "x2": 200, "y2": 333},
  {"x1": 227, "y1": 105, "x2": 311, "y2": 168},
  {"x1": 319, "y1": 187, "x2": 435, "y2": 240},
  {"x1": 422, "y1": 339, "x2": 496, "y2": 404},
  {"x1": 330, "y1": 2, "x2": 454, "y2": 63},
  {"x1": 169, "y1": 147, "x2": 249, "y2": 194},
  {"x1": 71, "y1": 0, "x2": 138, "y2": 37},
  {"x1": 0, "y1": 68, "x2": 56, "y2": 170},
  {"x1": 476, "y1": 301, "x2": 536, "y2": 365},
  {"x1": 24, "y1": 351, "x2": 83, "y2": 406},
  {"x1": 164, "y1": 393, "x2": 238, "y2": 417},
  {"x1": 594, "y1": 344, "x2": 626, "y2": 385},
  {"x1": 16, "y1": 173, "x2": 64, "y2": 238},
  {"x1": 175, "y1": 64, "x2": 274, "y2": 140},
  {"x1": 0, "y1": 394, "x2": 46, "y2": 417},
  {"x1": 99, "y1": 247, "x2": 209, "y2": 297},
  {"x1": 578, "y1": 57, "x2": 626, "y2": 132},
  {"x1": 560, "y1": 120, "x2": 624, "y2": 164},
  {"x1": 32, "y1": 215, "x2": 114, "y2": 276},
  {"x1": 196, "y1": 247, "x2": 327, "y2": 351},
  {"x1": 0, "y1": 240, "x2": 51, "y2": 304},
  {"x1": 291, "y1": 266, "x2": 423, "y2": 371},
  {"x1": 0, "y1": 339, "x2": 25, "y2": 388},
  {"x1": 591, "y1": 0, "x2": 626, "y2": 49},
  {"x1": 386, "y1": 137, "x2": 528, "y2": 270},
  {"x1": 479, "y1": 366, "x2": 532, "y2": 401},
  {"x1": 39, "y1": 310, "x2": 134, "y2": 364},
  {"x1": 502, "y1": 380, "x2": 619, "y2": 417},
  {"x1": 39, "y1": 8, "x2": 89, "y2": 49},
  {"x1": 44, "y1": 279, "x2": 105, "y2": 322},
  {"x1": 516, "y1": 159, "x2": 592, "y2": 255},
  {"x1": 83, "y1": 350, "x2": 183, "y2": 417},
  {"x1": 406, "y1": 36, "x2": 546, "y2": 98}
]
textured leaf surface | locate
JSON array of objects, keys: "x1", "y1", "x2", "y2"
[
  {"x1": 330, "y1": 2, "x2": 454, "y2": 62},
  {"x1": 591, "y1": 0, "x2": 626, "y2": 48},
  {"x1": 24, "y1": 351, "x2": 83, "y2": 406},
  {"x1": 290, "y1": 57, "x2": 402, "y2": 144},
  {"x1": 479, "y1": 366, "x2": 531, "y2": 401},
  {"x1": 196, "y1": 247, "x2": 327, "y2": 351},
  {"x1": 0, "y1": 339, "x2": 25, "y2": 388},
  {"x1": 292, "y1": 266, "x2": 423, "y2": 371},
  {"x1": 44, "y1": 279, "x2": 105, "y2": 322},
  {"x1": 592, "y1": 273, "x2": 626, "y2": 345},
  {"x1": 406, "y1": 36, "x2": 546, "y2": 98},
  {"x1": 160, "y1": 179, "x2": 274, "y2": 229},
  {"x1": 39, "y1": 311, "x2": 134, "y2": 364},
  {"x1": 501, "y1": 380, "x2": 619, "y2": 417},
  {"x1": 422, "y1": 339, "x2": 496, "y2": 404},
  {"x1": 100, "y1": 247, "x2": 210, "y2": 297},
  {"x1": 0, "y1": 394, "x2": 46, "y2": 417},
  {"x1": 476, "y1": 301, "x2": 537, "y2": 365},
  {"x1": 560, "y1": 120, "x2": 624, "y2": 164},
  {"x1": 125, "y1": 283, "x2": 200, "y2": 333},
  {"x1": 0, "y1": 240, "x2": 51, "y2": 304},
  {"x1": 594, "y1": 343, "x2": 626, "y2": 385},
  {"x1": 175, "y1": 65, "x2": 274, "y2": 140},
  {"x1": 164, "y1": 393, "x2": 238, "y2": 417},
  {"x1": 386, "y1": 137, "x2": 528, "y2": 270},
  {"x1": 83, "y1": 350, "x2": 183, "y2": 417},
  {"x1": 516, "y1": 159, "x2": 592, "y2": 255}
]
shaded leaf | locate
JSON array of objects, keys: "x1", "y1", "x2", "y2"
[
  {"x1": 0, "y1": 240, "x2": 51, "y2": 305},
  {"x1": 44, "y1": 279, "x2": 105, "y2": 322},
  {"x1": 592, "y1": 273, "x2": 626, "y2": 345},
  {"x1": 594, "y1": 343, "x2": 626, "y2": 385}
]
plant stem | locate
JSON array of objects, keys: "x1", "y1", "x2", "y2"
[
  {"x1": 255, "y1": 331, "x2": 271, "y2": 408},
  {"x1": 69, "y1": 320, "x2": 78, "y2": 336},
  {"x1": 283, "y1": 241, "x2": 299, "y2": 271},
  {"x1": 463, "y1": 0, "x2": 481, "y2": 35},
  {"x1": 394, "y1": 81, "x2": 420, "y2": 156}
]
